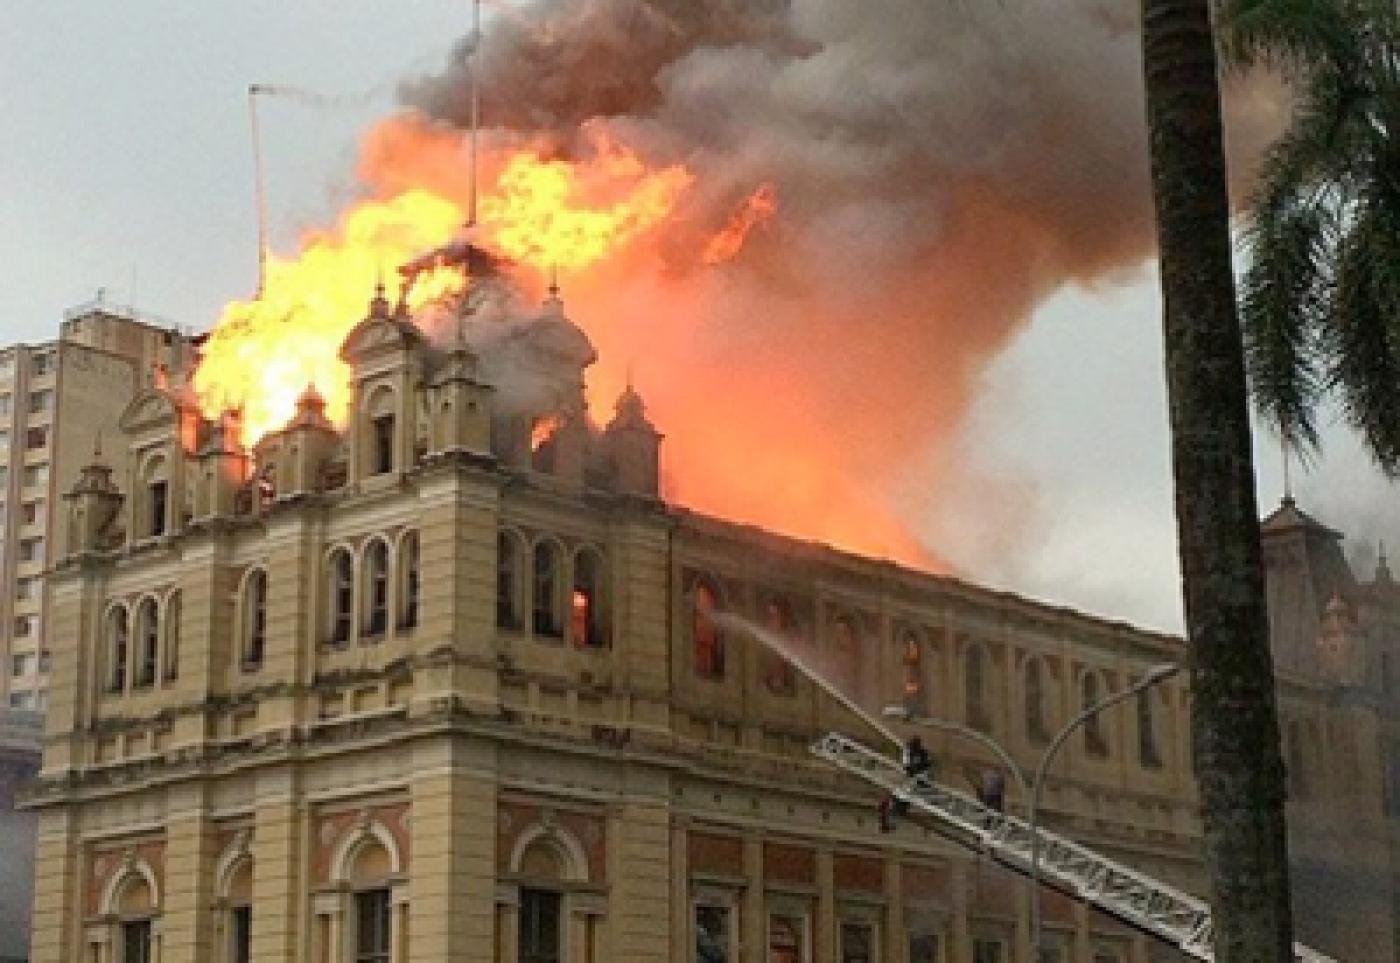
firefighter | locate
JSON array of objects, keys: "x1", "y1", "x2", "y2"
[{"x1": 879, "y1": 736, "x2": 933, "y2": 832}]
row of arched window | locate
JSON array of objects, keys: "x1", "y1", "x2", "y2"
[
  {"x1": 496, "y1": 530, "x2": 609, "y2": 649},
  {"x1": 319, "y1": 531, "x2": 421, "y2": 652},
  {"x1": 104, "y1": 592, "x2": 180, "y2": 695}
]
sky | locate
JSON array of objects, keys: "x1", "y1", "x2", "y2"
[{"x1": 3, "y1": 0, "x2": 1396, "y2": 635}]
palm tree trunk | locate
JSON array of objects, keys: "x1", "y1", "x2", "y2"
[{"x1": 1139, "y1": 0, "x2": 1295, "y2": 959}]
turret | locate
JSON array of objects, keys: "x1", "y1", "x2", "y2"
[
  {"x1": 269, "y1": 384, "x2": 340, "y2": 495},
  {"x1": 63, "y1": 446, "x2": 124, "y2": 554},
  {"x1": 340, "y1": 285, "x2": 429, "y2": 484},
  {"x1": 426, "y1": 337, "x2": 493, "y2": 457},
  {"x1": 193, "y1": 409, "x2": 249, "y2": 520},
  {"x1": 604, "y1": 383, "x2": 662, "y2": 497}
]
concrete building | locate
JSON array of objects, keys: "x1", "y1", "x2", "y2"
[
  {"x1": 0, "y1": 303, "x2": 196, "y2": 714},
  {"x1": 1, "y1": 710, "x2": 42, "y2": 963},
  {"x1": 19, "y1": 289, "x2": 1399, "y2": 962}
]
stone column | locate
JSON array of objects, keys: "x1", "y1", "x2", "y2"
[
  {"x1": 157, "y1": 784, "x2": 217, "y2": 963},
  {"x1": 606, "y1": 794, "x2": 672, "y2": 962},
  {"x1": 252, "y1": 767, "x2": 302, "y2": 963},
  {"x1": 742, "y1": 836, "x2": 764, "y2": 963},
  {"x1": 948, "y1": 861, "x2": 971, "y2": 962},
  {"x1": 882, "y1": 855, "x2": 904, "y2": 963},
  {"x1": 670, "y1": 821, "x2": 689, "y2": 963},
  {"x1": 815, "y1": 850, "x2": 836, "y2": 963},
  {"x1": 30, "y1": 807, "x2": 81, "y2": 963}
]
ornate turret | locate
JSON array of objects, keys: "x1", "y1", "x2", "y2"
[
  {"x1": 426, "y1": 336, "x2": 493, "y2": 457},
  {"x1": 194, "y1": 409, "x2": 249, "y2": 519},
  {"x1": 256, "y1": 384, "x2": 340, "y2": 497},
  {"x1": 604, "y1": 382, "x2": 662, "y2": 497},
  {"x1": 63, "y1": 441, "x2": 124, "y2": 554}
]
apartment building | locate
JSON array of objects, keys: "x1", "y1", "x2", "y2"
[{"x1": 0, "y1": 302, "x2": 195, "y2": 714}]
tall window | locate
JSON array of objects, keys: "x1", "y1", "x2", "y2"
[
  {"x1": 965, "y1": 644, "x2": 990, "y2": 732},
  {"x1": 519, "y1": 888, "x2": 561, "y2": 963},
  {"x1": 1025, "y1": 657, "x2": 1049, "y2": 745},
  {"x1": 832, "y1": 616, "x2": 860, "y2": 689},
  {"x1": 1083, "y1": 672, "x2": 1109, "y2": 758},
  {"x1": 841, "y1": 921, "x2": 875, "y2": 963},
  {"x1": 762, "y1": 598, "x2": 797, "y2": 696},
  {"x1": 570, "y1": 549, "x2": 606, "y2": 648},
  {"x1": 497, "y1": 532, "x2": 521, "y2": 629},
  {"x1": 693, "y1": 580, "x2": 724, "y2": 678},
  {"x1": 107, "y1": 607, "x2": 129, "y2": 694},
  {"x1": 243, "y1": 570, "x2": 268, "y2": 668},
  {"x1": 1137, "y1": 686, "x2": 1161, "y2": 768},
  {"x1": 354, "y1": 889, "x2": 391, "y2": 963},
  {"x1": 329, "y1": 550, "x2": 354, "y2": 646},
  {"x1": 901, "y1": 631, "x2": 926, "y2": 713},
  {"x1": 972, "y1": 938, "x2": 1005, "y2": 963},
  {"x1": 364, "y1": 541, "x2": 390, "y2": 638},
  {"x1": 695, "y1": 905, "x2": 731, "y2": 963},
  {"x1": 135, "y1": 598, "x2": 158, "y2": 688},
  {"x1": 230, "y1": 905, "x2": 252, "y2": 963},
  {"x1": 769, "y1": 915, "x2": 805, "y2": 963},
  {"x1": 372, "y1": 415, "x2": 395, "y2": 475},
  {"x1": 163, "y1": 593, "x2": 181, "y2": 682},
  {"x1": 399, "y1": 533, "x2": 420, "y2": 630},
  {"x1": 148, "y1": 480, "x2": 168, "y2": 537},
  {"x1": 121, "y1": 919, "x2": 153, "y2": 963},
  {"x1": 532, "y1": 541, "x2": 562, "y2": 638}
]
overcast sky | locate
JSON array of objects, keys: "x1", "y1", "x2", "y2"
[{"x1": 3, "y1": 0, "x2": 1395, "y2": 635}]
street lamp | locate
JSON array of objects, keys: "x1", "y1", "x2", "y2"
[{"x1": 884, "y1": 661, "x2": 1182, "y2": 959}]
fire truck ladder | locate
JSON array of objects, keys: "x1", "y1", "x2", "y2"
[{"x1": 810, "y1": 732, "x2": 1334, "y2": 963}]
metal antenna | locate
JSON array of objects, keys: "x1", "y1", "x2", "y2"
[
  {"x1": 468, "y1": 0, "x2": 482, "y2": 227},
  {"x1": 248, "y1": 84, "x2": 270, "y2": 298}
]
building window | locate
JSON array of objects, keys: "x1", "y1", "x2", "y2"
[
  {"x1": 38, "y1": 648, "x2": 50, "y2": 672},
  {"x1": 25, "y1": 426, "x2": 47, "y2": 450},
  {"x1": 27, "y1": 389, "x2": 51, "y2": 414},
  {"x1": 372, "y1": 415, "x2": 395, "y2": 475},
  {"x1": 908, "y1": 929, "x2": 941, "y2": 963},
  {"x1": 695, "y1": 905, "x2": 732, "y2": 963},
  {"x1": 497, "y1": 532, "x2": 522, "y2": 629},
  {"x1": 532, "y1": 541, "x2": 563, "y2": 638},
  {"x1": 163, "y1": 594, "x2": 180, "y2": 682},
  {"x1": 354, "y1": 889, "x2": 391, "y2": 963},
  {"x1": 1137, "y1": 686, "x2": 1161, "y2": 768},
  {"x1": 15, "y1": 577, "x2": 35, "y2": 600},
  {"x1": 363, "y1": 541, "x2": 390, "y2": 638},
  {"x1": 31, "y1": 352, "x2": 53, "y2": 376},
  {"x1": 831, "y1": 616, "x2": 860, "y2": 691},
  {"x1": 8, "y1": 690, "x2": 34, "y2": 710},
  {"x1": 20, "y1": 537, "x2": 44, "y2": 563},
  {"x1": 242, "y1": 569, "x2": 268, "y2": 668},
  {"x1": 148, "y1": 480, "x2": 168, "y2": 537},
  {"x1": 120, "y1": 918, "x2": 153, "y2": 963},
  {"x1": 840, "y1": 921, "x2": 875, "y2": 963},
  {"x1": 11, "y1": 653, "x2": 32, "y2": 677},
  {"x1": 1083, "y1": 672, "x2": 1109, "y2": 758},
  {"x1": 972, "y1": 938, "x2": 1005, "y2": 963},
  {"x1": 0, "y1": 394, "x2": 9, "y2": 417},
  {"x1": 900, "y1": 631, "x2": 926, "y2": 712},
  {"x1": 399, "y1": 532, "x2": 420, "y2": 630},
  {"x1": 135, "y1": 598, "x2": 158, "y2": 688},
  {"x1": 0, "y1": 431, "x2": 8, "y2": 448},
  {"x1": 519, "y1": 888, "x2": 561, "y2": 963},
  {"x1": 570, "y1": 548, "x2": 606, "y2": 648},
  {"x1": 1025, "y1": 657, "x2": 1049, "y2": 745},
  {"x1": 762, "y1": 598, "x2": 797, "y2": 696},
  {"x1": 692, "y1": 579, "x2": 724, "y2": 678},
  {"x1": 23, "y1": 464, "x2": 48, "y2": 487},
  {"x1": 20, "y1": 500, "x2": 40, "y2": 525},
  {"x1": 966, "y1": 643, "x2": 990, "y2": 733},
  {"x1": 14, "y1": 615, "x2": 36, "y2": 638},
  {"x1": 230, "y1": 905, "x2": 252, "y2": 963},
  {"x1": 328, "y1": 550, "x2": 354, "y2": 646},
  {"x1": 768, "y1": 915, "x2": 805, "y2": 963},
  {"x1": 108, "y1": 607, "x2": 129, "y2": 693}
]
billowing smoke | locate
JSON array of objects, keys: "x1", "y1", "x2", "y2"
[{"x1": 378, "y1": 0, "x2": 1284, "y2": 564}]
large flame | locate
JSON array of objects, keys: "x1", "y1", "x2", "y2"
[{"x1": 194, "y1": 136, "x2": 694, "y2": 444}]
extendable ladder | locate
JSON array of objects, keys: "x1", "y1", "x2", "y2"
[{"x1": 810, "y1": 732, "x2": 1334, "y2": 963}]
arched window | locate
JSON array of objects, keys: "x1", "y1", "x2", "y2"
[
  {"x1": 693, "y1": 579, "x2": 725, "y2": 678},
  {"x1": 398, "y1": 532, "x2": 420, "y2": 631},
  {"x1": 134, "y1": 598, "x2": 158, "y2": 689},
  {"x1": 242, "y1": 569, "x2": 268, "y2": 670},
  {"x1": 532, "y1": 541, "x2": 563, "y2": 638},
  {"x1": 162, "y1": 592, "x2": 181, "y2": 683},
  {"x1": 1137, "y1": 685, "x2": 1162, "y2": 768},
  {"x1": 965, "y1": 643, "x2": 990, "y2": 732},
  {"x1": 364, "y1": 386, "x2": 397, "y2": 476},
  {"x1": 107, "y1": 606, "x2": 129, "y2": 694},
  {"x1": 1083, "y1": 671, "x2": 1109, "y2": 758},
  {"x1": 497, "y1": 531, "x2": 523, "y2": 630},
  {"x1": 363, "y1": 541, "x2": 390, "y2": 639},
  {"x1": 1025, "y1": 657, "x2": 1049, "y2": 745},
  {"x1": 762, "y1": 597, "x2": 796, "y2": 696},
  {"x1": 328, "y1": 549, "x2": 354, "y2": 647},
  {"x1": 570, "y1": 548, "x2": 607, "y2": 649},
  {"x1": 139, "y1": 455, "x2": 169, "y2": 538},
  {"x1": 901, "y1": 630, "x2": 926, "y2": 712}
]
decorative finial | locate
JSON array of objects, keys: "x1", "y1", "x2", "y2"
[
  {"x1": 93, "y1": 430, "x2": 104, "y2": 462},
  {"x1": 547, "y1": 264, "x2": 561, "y2": 302},
  {"x1": 369, "y1": 272, "x2": 391, "y2": 319}
]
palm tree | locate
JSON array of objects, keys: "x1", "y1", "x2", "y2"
[
  {"x1": 1228, "y1": 0, "x2": 1400, "y2": 469},
  {"x1": 1139, "y1": 0, "x2": 1295, "y2": 958}
]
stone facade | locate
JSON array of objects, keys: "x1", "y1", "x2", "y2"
[{"x1": 21, "y1": 292, "x2": 1398, "y2": 962}]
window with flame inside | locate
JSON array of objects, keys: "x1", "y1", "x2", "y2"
[
  {"x1": 901, "y1": 631, "x2": 927, "y2": 714},
  {"x1": 570, "y1": 548, "x2": 607, "y2": 649},
  {"x1": 692, "y1": 579, "x2": 725, "y2": 678}
]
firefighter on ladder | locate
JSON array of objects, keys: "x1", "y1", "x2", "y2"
[{"x1": 879, "y1": 735, "x2": 932, "y2": 833}]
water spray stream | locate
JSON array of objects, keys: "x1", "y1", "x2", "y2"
[{"x1": 709, "y1": 611, "x2": 902, "y2": 748}]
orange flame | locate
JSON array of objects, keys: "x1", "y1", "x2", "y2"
[
  {"x1": 194, "y1": 138, "x2": 694, "y2": 446},
  {"x1": 702, "y1": 182, "x2": 777, "y2": 265}
]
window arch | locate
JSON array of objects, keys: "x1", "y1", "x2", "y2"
[
  {"x1": 327, "y1": 548, "x2": 355, "y2": 647},
  {"x1": 1082, "y1": 670, "x2": 1109, "y2": 758},
  {"x1": 1137, "y1": 685, "x2": 1162, "y2": 768},
  {"x1": 1024, "y1": 656, "x2": 1049, "y2": 745},
  {"x1": 162, "y1": 591, "x2": 181, "y2": 683},
  {"x1": 398, "y1": 531, "x2": 420, "y2": 631},
  {"x1": 900, "y1": 629, "x2": 926, "y2": 712},
  {"x1": 965, "y1": 642, "x2": 990, "y2": 732},
  {"x1": 692, "y1": 578, "x2": 725, "y2": 679},
  {"x1": 134, "y1": 597, "x2": 158, "y2": 689},
  {"x1": 570, "y1": 547, "x2": 607, "y2": 649},
  {"x1": 362, "y1": 540, "x2": 390, "y2": 639},
  {"x1": 762, "y1": 596, "x2": 797, "y2": 696},
  {"x1": 532, "y1": 540, "x2": 563, "y2": 638},
  {"x1": 241, "y1": 569, "x2": 268, "y2": 669},
  {"x1": 496, "y1": 530, "x2": 524, "y2": 630},
  {"x1": 106, "y1": 605, "x2": 130, "y2": 694}
]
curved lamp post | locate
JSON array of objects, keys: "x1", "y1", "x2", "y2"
[{"x1": 884, "y1": 660, "x2": 1181, "y2": 959}]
